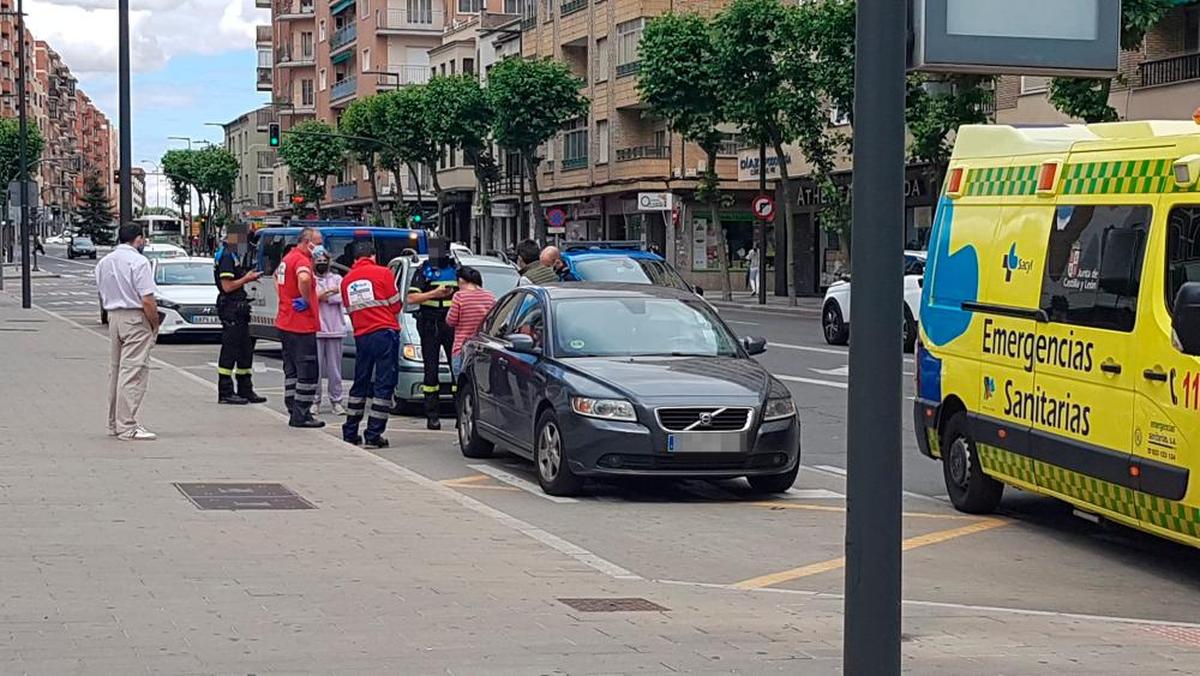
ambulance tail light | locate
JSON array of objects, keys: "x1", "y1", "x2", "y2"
[
  {"x1": 1036, "y1": 161, "x2": 1062, "y2": 195},
  {"x1": 1173, "y1": 155, "x2": 1200, "y2": 189},
  {"x1": 945, "y1": 167, "x2": 965, "y2": 198}
]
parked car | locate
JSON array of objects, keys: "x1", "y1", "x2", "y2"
[
  {"x1": 67, "y1": 236, "x2": 97, "y2": 259},
  {"x1": 455, "y1": 283, "x2": 800, "y2": 496},
  {"x1": 559, "y1": 241, "x2": 702, "y2": 296},
  {"x1": 141, "y1": 242, "x2": 188, "y2": 261},
  {"x1": 821, "y1": 250, "x2": 926, "y2": 353}
]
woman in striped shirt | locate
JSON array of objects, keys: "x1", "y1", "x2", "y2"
[{"x1": 446, "y1": 265, "x2": 496, "y2": 377}]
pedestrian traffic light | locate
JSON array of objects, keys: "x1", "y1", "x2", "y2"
[{"x1": 268, "y1": 123, "x2": 281, "y2": 147}]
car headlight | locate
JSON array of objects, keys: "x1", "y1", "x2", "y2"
[
  {"x1": 570, "y1": 397, "x2": 637, "y2": 422},
  {"x1": 157, "y1": 298, "x2": 180, "y2": 310},
  {"x1": 763, "y1": 396, "x2": 797, "y2": 421},
  {"x1": 402, "y1": 343, "x2": 423, "y2": 361}
]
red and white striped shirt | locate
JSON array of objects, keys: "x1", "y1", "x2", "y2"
[{"x1": 446, "y1": 287, "x2": 496, "y2": 356}]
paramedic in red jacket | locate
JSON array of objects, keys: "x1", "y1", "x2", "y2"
[{"x1": 340, "y1": 238, "x2": 403, "y2": 448}]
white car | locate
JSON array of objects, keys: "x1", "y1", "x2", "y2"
[
  {"x1": 151, "y1": 257, "x2": 223, "y2": 337},
  {"x1": 821, "y1": 250, "x2": 925, "y2": 353},
  {"x1": 142, "y1": 242, "x2": 189, "y2": 261}
]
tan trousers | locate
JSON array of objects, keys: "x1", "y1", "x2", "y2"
[{"x1": 107, "y1": 309, "x2": 155, "y2": 435}]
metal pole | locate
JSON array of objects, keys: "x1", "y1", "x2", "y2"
[
  {"x1": 843, "y1": 0, "x2": 905, "y2": 672},
  {"x1": 118, "y1": 0, "x2": 132, "y2": 226},
  {"x1": 17, "y1": 0, "x2": 30, "y2": 308},
  {"x1": 757, "y1": 141, "x2": 767, "y2": 305}
]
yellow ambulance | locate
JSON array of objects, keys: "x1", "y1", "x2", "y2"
[{"x1": 915, "y1": 121, "x2": 1200, "y2": 548}]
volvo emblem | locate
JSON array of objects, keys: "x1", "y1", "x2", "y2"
[{"x1": 698, "y1": 412, "x2": 714, "y2": 427}]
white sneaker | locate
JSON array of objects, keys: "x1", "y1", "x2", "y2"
[
  {"x1": 331, "y1": 402, "x2": 347, "y2": 416},
  {"x1": 119, "y1": 427, "x2": 157, "y2": 441},
  {"x1": 310, "y1": 402, "x2": 320, "y2": 416}
]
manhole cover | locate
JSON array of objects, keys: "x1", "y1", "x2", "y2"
[
  {"x1": 557, "y1": 598, "x2": 668, "y2": 612},
  {"x1": 173, "y1": 483, "x2": 315, "y2": 510}
]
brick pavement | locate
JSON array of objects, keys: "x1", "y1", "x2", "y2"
[{"x1": 2, "y1": 292, "x2": 1199, "y2": 674}]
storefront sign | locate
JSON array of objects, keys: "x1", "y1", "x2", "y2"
[
  {"x1": 637, "y1": 192, "x2": 673, "y2": 211},
  {"x1": 737, "y1": 146, "x2": 803, "y2": 182},
  {"x1": 575, "y1": 198, "x2": 602, "y2": 218},
  {"x1": 491, "y1": 203, "x2": 517, "y2": 218},
  {"x1": 797, "y1": 173, "x2": 930, "y2": 208}
]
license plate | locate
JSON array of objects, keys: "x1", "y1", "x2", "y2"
[
  {"x1": 667, "y1": 432, "x2": 745, "y2": 453},
  {"x1": 190, "y1": 315, "x2": 220, "y2": 325}
]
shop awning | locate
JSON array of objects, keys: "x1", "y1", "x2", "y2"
[
  {"x1": 331, "y1": 50, "x2": 353, "y2": 65},
  {"x1": 331, "y1": 0, "x2": 354, "y2": 14}
]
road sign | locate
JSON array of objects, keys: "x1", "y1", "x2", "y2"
[
  {"x1": 752, "y1": 195, "x2": 776, "y2": 222},
  {"x1": 637, "y1": 192, "x2": 673, "y2": 211},
  {"x1": 546, "y1": 207, "x2": 568, "y2": 228}
]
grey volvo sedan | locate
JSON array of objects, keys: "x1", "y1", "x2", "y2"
[{"x1": 455, "y1": 284, "x2": 801, "y2": 496}]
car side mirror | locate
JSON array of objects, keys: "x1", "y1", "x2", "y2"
[
  {"x1": 742, "y1": 336, "x2": 767, "y2": 356},
  {"x1": 694, "y1": 285, "x2": 704, "y2": 297},
  {"x1": 505, "y1": 333, "x2": 540, "y2": 354},
  {"x1": 1172, "y1": 282, "x2": 1200, "y2": 356}
]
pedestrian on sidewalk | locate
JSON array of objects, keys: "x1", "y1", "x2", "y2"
[
  {"x1": 515, "y1": 239, "x2": 557, "y2": 286},
  {"x1": 313, "y1": 246, "x2": 347, "y2": 416},
  {"x1": 275, "y1": 226, "x2": 325, "y2": 429},
  {"x1": 747, "y1": 244, "x2": 761, "y2": 295},
  {"x1": 446, "y1": 265, "x2": 495, "y2": 378},
  {"x1": 341, "y1": 239, "x2": 403, "y2": 448},
  {"x1": 213, "y1": 232, "x2": 267, "y2": 405},
  {"x1": 33, "y1": 233, "x2": 44, "y2": 255},
  {"x1": 95, "y1": 223, "x2": 159, "y2": 441}
]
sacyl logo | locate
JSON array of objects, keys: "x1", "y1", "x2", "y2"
[{"x1": 1002, "y1": 243, "x2": 1032, "y2": 282}]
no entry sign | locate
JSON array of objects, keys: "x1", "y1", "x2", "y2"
[{"x1": 752, "y1": 195, "x2": 776, "y2": 222}]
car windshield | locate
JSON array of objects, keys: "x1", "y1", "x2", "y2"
[
  {"x1": 553, "y1": 297, "x2": 739, "y2": 358},
  {"x1": 73, "y1": 238, "x2": 94, "y2": 246},
  {"x1": 571, "y1": 256, "x2": 690, "y2": 290},
  {"x1": 155, "y1": 262, "x2": 211, "y2": 285},
  {"x1": 477, "y1": 265, "x2": 520, "y2": 297}
]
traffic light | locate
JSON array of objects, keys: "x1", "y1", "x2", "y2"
[
  {"x1": 268, "y1": 123, "x2": 281, "y2": 147},
  {"x1": 410, "y1": 212, "x2": 422, "y2": 225}
]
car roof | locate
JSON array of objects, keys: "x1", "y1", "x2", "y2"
[
  {"x1": 456, "y1": 254, "x2": 516, "y2": 269},
  {"x1": 156, "y1": 256, "x2": 212, "y2": 264},
  {"x1": 562, "y1": 249, "x2": 663, "y2": 262},
  {"x1": 536, "y1": 282, "x2": 699, "y2": 301}
]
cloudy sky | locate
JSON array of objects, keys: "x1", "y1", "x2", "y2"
[{"x1": 27, "y1": 0, "x2": 270, "y2": 207}]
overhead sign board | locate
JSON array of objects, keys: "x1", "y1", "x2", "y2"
[
  {"x1": 637, "y1": 192, "x2": 673, "y2": 211},
  {"x1": 908, "y1": 0, "x2": 1120, "y2": 77}
]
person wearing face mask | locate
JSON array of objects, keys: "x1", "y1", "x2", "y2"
[
  {"x1": 405, "y1": 236, "x2": 459, "y2": 429},
  {"x1": 275, "y1": 226, "x2": 325, "y2": 428},
  {"x1": 213, "y1": 230, "x2": 266, "y2": 405},
  {"x1": 312, "y1": 246, "x2": 347, "y2": 416}
]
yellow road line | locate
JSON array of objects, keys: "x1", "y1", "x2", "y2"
[
  {"x1": 732, "y1": 518, "x2": 1008, "y2": 590},
  {"x1": 748, "y1": 501, "x2": 979, "y2": 521},
  {"x1": 440, "y1": 474, "x2": 520, "y2": 491}
]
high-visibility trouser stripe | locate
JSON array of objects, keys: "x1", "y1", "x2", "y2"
[
  {"x1": 217, "y1": 367, "x2": 234, "y2": 376},
  {"x1": 233, "y1": 367, "x2": 253, "y2": 376},
  {"x1": 346, "y1": 396, "x2": 367, "y2": 417},
  {"x1": 421, "y1": 384, "x2": 440, "y2": 393},
  {"x1": 294, "y1": 382, "x2": 318, "y2": 403},
  {"x1": 368, "y1": 405, "x2": 390, "y2": 420}
]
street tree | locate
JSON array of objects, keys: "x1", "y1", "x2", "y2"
[
  {"x1": 639, "y1": 12, "x2": 733, "y2": 301},
  {"x1": 382, "y1": 85, "x2": 440, "y2": 219},
  {"x1": 340, "y1": 95, "x2": 387, "y2": 224},
  {"x1": 0, "y1": 116, "x2": 43, "y2": 197},
  {"x1": 278, "y1": 119, "x2": 346, "y2": 217},
  {"x1": 193, "y1": 146, "x2": 239, "y2": 218},
  {"x1": 76, "y1": 172, "x2": 114, "y2": 244},
  {"x1": 906, "y1": 73, "x2": 993, "y2": 185},
  {"x1": 161, "y1": 149, "x2": 197, "y2": 224},
  {"x1": 425, "y1": 74, "x2": 495, "y2": 244},
  {"x1": 487, "y1": 57, "x2": 589, "y2": 242},
  {"x1": 1049, "y1": 0, "x2": 1173, "y2": 122}
]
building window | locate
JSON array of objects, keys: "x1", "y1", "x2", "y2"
[
  {"x1": 319, "y1": 19, "x2": 327, "y2": 42},
  {"x1": 302, "y1": 78, "x2": 315, "y2": 105},
  {"x1": 597, "y1": 119, "x2": 609, "y2": 164},
  {"x1": 505, "y1": 0, "x2": 520, "y2": 13},
  {"x1": 1187, "y1": 8, "x2": 1200, "y2": 53},
  {"x1": 1020, "y1": 76, "x2": 1050, "y2": 95},
  {"x1": 562, "y1": 117, "x2": 588, "y2": 169},
  {"x1": 257, "y1": 49, "x2": 272, "y2": 68},
  {"x1": 259, "y1": 175, "x2": 273, "y2": 193},
  {"x1": 616, "y1": 19, "x2": 643, "y2": 75},
  {"x1": 319, "y1": 68, "x2": 327, "y2": 91},
  {"x1": 464, "y1": 58, "x2": 474, "y2": 75},
  {"x1": 459, "y1": 0, "x2": 482, "y2": 12},
  {"x1": 358, "y1": 0, "x2": 369, "y2": 17},
  {"x1": 300, "y1": 31, "x2": 314, "y2": 58},
  {"x1": 522, "y1": 0, "x2": 536, "y2": 22},
  {"x1": 595, "y1": 37, "x2": 608, "y2": 82},
  {"x1": 362, "y1": 48, "x2": 370, "y2": 71}
]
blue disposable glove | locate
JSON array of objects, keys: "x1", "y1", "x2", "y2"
[{"x1": 292, "y1": 297, "x2": 310, "y2": 313}]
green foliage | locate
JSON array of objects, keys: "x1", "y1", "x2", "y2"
[
  {"x1": 76, "y1": 173, "x2": 113, "y2": 242},
  {"x1": 381, "y1": 85, "x2": 439, "y2": 169},
  {"x1": 192, "y1": 146, "x2": 239, "y2": 204},
  {"x1": 639, "y1": 12, "x2": 723, "y2": 159},
  {"x1": 487, "y1": 57, "x2": 589, "y2": 166},
  {"x1": 1049, "y1": 0, "x2": 1173, "y2": 123},
  {"x1": 805, "y1": 0, "x2": 855, "y2": 124},
  {"x1": 161, "y1": 148, "x2": 196, "y2": 214},
  {"x1": 426, "y1": 75, "x2": 492, "y2": 159},
  {"x1": 340, "y1": 95, "x2": 387, "y2": 164},
  {"x1": 711, "y1": 0, "x2": 795, "y2": 147},
  {"x1": 906, "y1": 74, "x2": 995, "y2": 165},
  {"x1": 0, "y1": 117, "x2": 43, "y2": 191},
  {"x1": 278, "y1": 119, "x2": 346, "y2": 210}
]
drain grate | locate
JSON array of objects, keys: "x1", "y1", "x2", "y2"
[
  {"x1": 558, "y1": 598, "x2": 668, "y2": 613},
  {"x1": 173, "y1": 482, "x2": 315, "y2": 510}
]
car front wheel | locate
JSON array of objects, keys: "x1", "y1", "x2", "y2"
[
  {"x1": 822, "y1": 300, "x2": 849, "y2": 345},
  {"x1": 457, "y1": 384, "x2": 493, "y2": 459},
  {"x1": 534, "y1": 409, "x2": 583, "y2": 496},
  {"x1": 747, "y1": 461, "x2": 800, "y2": 494}
]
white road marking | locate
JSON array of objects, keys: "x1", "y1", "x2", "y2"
[
  {"x1": 725, "y1": 320, "x2": 759, "y2": 326},
  {"x1": 771, "y1": 342, "x2": 848, "y2": 356},
  {"x1": 781, "y1": 488, "x2": 844, "y2": 500},
  {"x1": 467, "y1": 463, "x2": 579, "y2": 504},
  {"x1": 811, "y1": 365, "x2": 849, "y2": 377},
  {"x1": 776, "y1": 375, "x2": 847, "y2": 389},
  {"x1": 811, "y1": 464, "x2": 847, "y2": 476}
]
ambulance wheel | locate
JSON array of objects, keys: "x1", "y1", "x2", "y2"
[
  {"x1": 902, "y1": 305, "x2": 917, "y2": 354},
  {"x1": 822, "y1": 301, "x2": 849, "y2": 345},
  {"x1": 941, "y1": 412, "x2": 1003, "y2": 514}
]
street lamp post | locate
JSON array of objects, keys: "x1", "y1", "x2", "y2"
[
  {"x1": 16, "y1": 0, "x2": 30, "y2": 308},
  {"x1": 118, "y1": 0, "x2": 132, "y2": 228}
]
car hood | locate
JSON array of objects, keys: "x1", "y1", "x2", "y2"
[
  {"x1": 156, "y1": 285, "x2": 217, "y2": 305},
  {"x1": 560, "y1": 356, "x2": 771, "y2": 401}
]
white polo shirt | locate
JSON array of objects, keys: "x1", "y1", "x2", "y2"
[{"x1": 95, "y1": 244, "x2": 157, "y2": 311}]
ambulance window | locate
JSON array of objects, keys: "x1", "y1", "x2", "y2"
[
  {"x1": 1166, "y1": 206, "x2": 1200, "y2": 313},
  {"x1": 1040, "y1": 205, "x2": 1149, "y2": 332}
]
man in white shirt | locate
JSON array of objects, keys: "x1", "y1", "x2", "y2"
[{"x1": 95, "y1": 224, "x2": 160, "y2": 441}]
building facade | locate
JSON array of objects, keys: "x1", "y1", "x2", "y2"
[
  {"x1": 222, "y1": 105, "x2": 278, "y2": 217},
  {"x1": 131, "y1": 167, "x2": 146, "y2": 216}
]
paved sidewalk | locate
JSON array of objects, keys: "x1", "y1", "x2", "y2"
[
  {"x1": 707, "y1": 292, "x2": 822, "y2": 316},
  {"x1": 2, "y1": 291, "x2": 1200, "y2": 673}
]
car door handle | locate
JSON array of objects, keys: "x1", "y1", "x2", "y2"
[
  {"x1": 1143, "y1": 368, "x2": 1168, "y2": 382},
  {"x1": 1100, "y1": 362, "x2": 1122, "y2": 375}
]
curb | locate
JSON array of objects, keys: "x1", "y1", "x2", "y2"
[{"x1": 708, "y1": 300, "x2": 823, "y2": 317}]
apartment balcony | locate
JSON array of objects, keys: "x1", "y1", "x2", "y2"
[
  {"x1": 256, "y1": 0, "x2": 271, "y2": 7},
  {"x1": 379, "y1": 6, "x2": 443, "y2": 33},
  {"x1": 256, "y1": 67, "x2": 273, "y2": 91},
  {"x1": 331, "y1": 182, "x2": 358, "y2": 202},
  {"x1": 276, "y1": 0, "x2": 315, "y2": 18},
  {"x1": 374, "y1": 63, "x2": 431, "y2": 89},
  {"x1": 561, "y1": 155, "x2": 588, "y2": 170},
  {"x1": 330, "y1": 76, "x2": 357, "y2": 104},
  {"x1": 277, "y1": 46, "x2": 315, "y2": 67},
  {"x1": 615, "y1": 145, "x2": 668, "y2": 162},
  {"x1": 560, "y1": 0, "x2": 586, "y2": 17},
  {"x1": 521, "y1": 14, "x2": 537, "y2": 30},
  {"x1": 1140, "y1": 52, "x2": 1200, "y2": 88},
  {"x1": 330, "y1": 23, "x2": 357, "y2": 51},
  {"x1": 256, "y1": 25, "x2": 272, "y2": 47}
]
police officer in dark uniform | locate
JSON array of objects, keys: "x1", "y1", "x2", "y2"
[
  {"x1": 214, "y1": 230, "x2": 267, "y2": 405},
  {"x1": 405, "y1": 237, "x2": 459, "y2": 429}
]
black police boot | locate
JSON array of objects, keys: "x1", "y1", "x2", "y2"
[
  {"x1": 236, "y1": 375, "x2": 268, "y2": 404},
  {"x1": 425, "y1": 393, "x2": 441, "y2": 430},
  {"x1": 289, "y1": 417, "x2": 326, "y2": 429},
  {"x1": 364, "y1": 437, "x2": 389, "y2": 449},
  {"x1": 218, "y1": 376, "x2": 249, "y2": 405}
]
